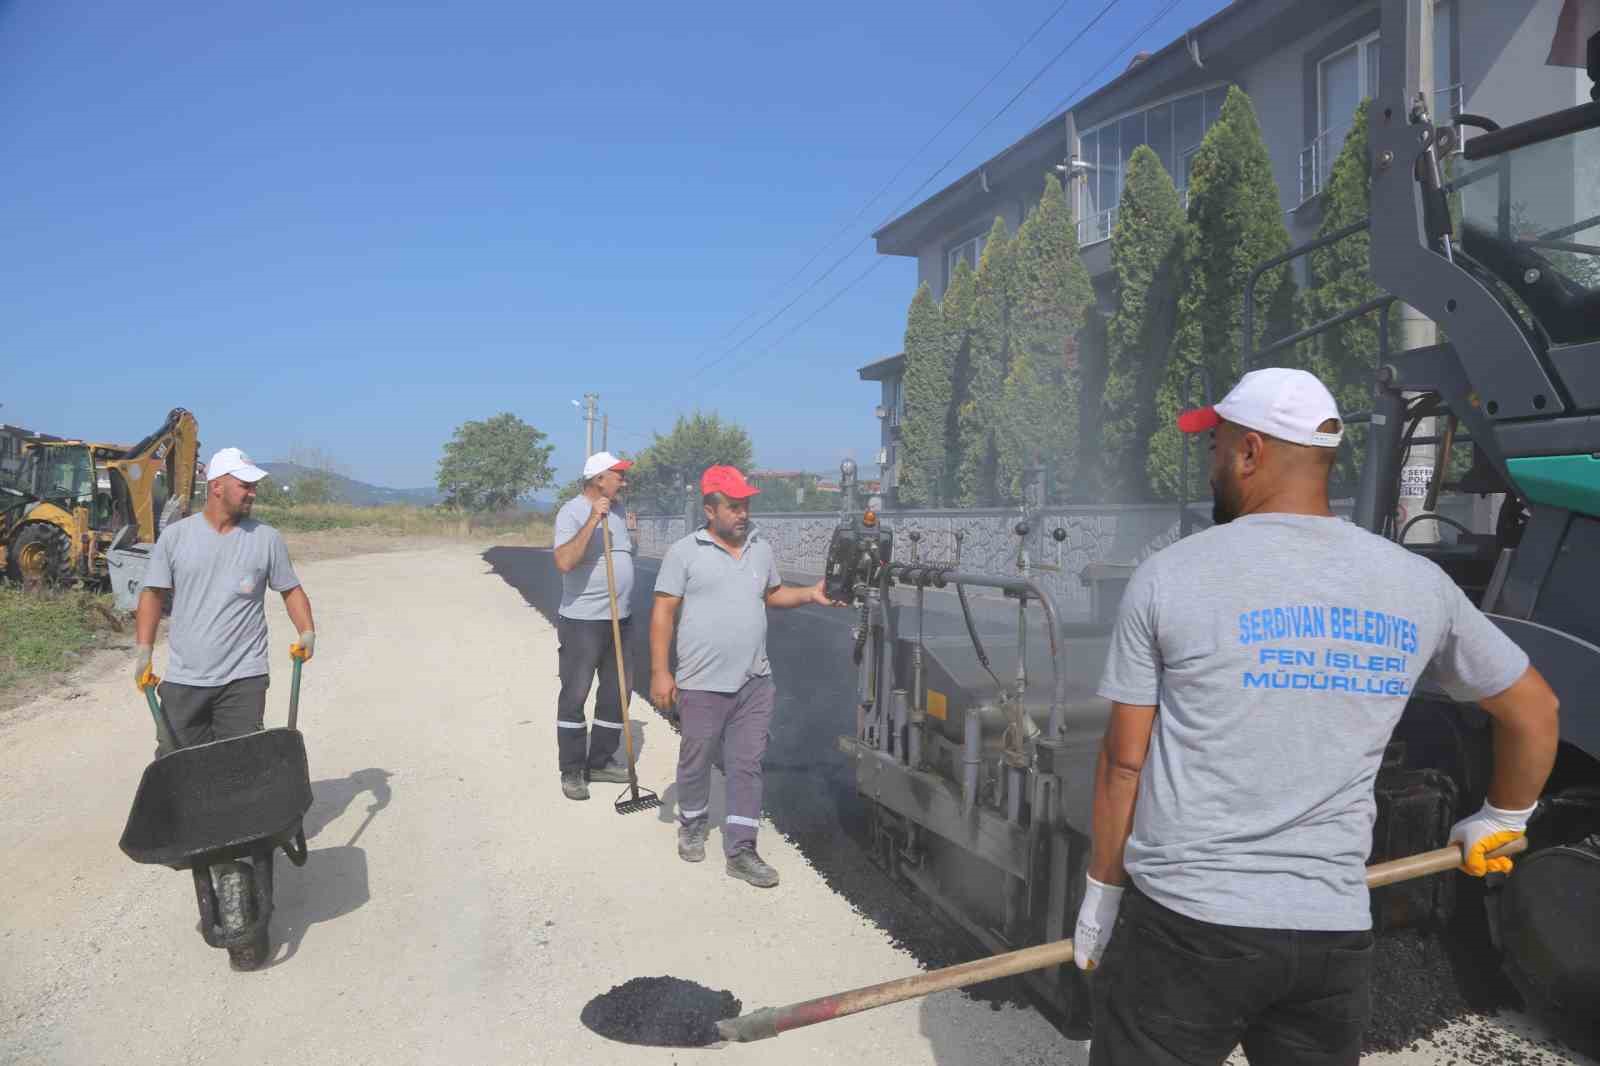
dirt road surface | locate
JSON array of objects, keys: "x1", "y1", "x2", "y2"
[
  {"x1": 1, "y1": 542, "x2": 1588, "y2": 1064},
  {"x1": 0, "y1": 543, "x2": 1069, "y2": 1065}
]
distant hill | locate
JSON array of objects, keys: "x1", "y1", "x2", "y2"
[{"x1": 258, "y1": 462, "x2": 443, "y2": 507}]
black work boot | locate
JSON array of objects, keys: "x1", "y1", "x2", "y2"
[
  {"x1": 561, "y1": 770, "x2": 589, "y2": 801},
  {"x1": 726, "y1": 848, "x2": 779, "y2": 888},
  {"x1": 677, "y1": 819, "x2": 709, "y2": 863}
]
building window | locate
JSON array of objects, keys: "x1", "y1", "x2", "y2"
[
  {"x1": 946, "y1": 234, "x2": 985, "y2": 284},
  {"x1": 1076, "y1": 84, "x2": 1229, "y2": 245},
  {"x1": 1302, "y1": 2, "x2": 1456, "y2": 203}
]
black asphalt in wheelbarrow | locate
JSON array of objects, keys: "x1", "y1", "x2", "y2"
[{"x1": 119, "y1": 727, "x2": 314, "y2": 869}]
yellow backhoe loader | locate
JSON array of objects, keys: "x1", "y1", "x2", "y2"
[{"x1": 0, "y1": 409, "x2": 200, "y2": 597}]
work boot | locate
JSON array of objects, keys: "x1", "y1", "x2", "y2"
[
  {"x1": 561, "y1": 770, "x2": 589, "y2": 801},
  {"x1": 677, "y1": 819, "x2": 709, "y2": 863},
  {"x1": 587, "y1": 763, "x2": 630, "y2": 784},
  {"x1": 726, "y1": 848, "x2": 779, "y2": 888}
]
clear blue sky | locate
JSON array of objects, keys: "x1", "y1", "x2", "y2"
[{"x1": 1, "y1": 0, "x2": 1229, "y2": 491}]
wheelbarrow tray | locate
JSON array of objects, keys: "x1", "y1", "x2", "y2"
[{"x1": 119, "y1": 727, "x2": 313, "y2": 869}]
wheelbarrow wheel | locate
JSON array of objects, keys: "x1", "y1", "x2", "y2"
[{"x1": 214, "y1": 862, "x2": 268, "y2": 971}]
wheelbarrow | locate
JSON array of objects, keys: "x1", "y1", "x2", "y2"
[{"x1": 119, "y1": 652, "x2": 314, "y2": 970}]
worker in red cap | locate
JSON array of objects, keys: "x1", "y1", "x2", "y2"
[
  {"x1": 649, "y1": 465, "x2": 841, "y2": 888},
  {"x1": 1077, "y1": 368, "x2": 1557, "y2": 1065}
]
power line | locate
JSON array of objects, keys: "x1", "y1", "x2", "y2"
[
  {"x1": 664, "y1": 0, "x2": 1126, "y2": 412},
  {"x1": 694, "y1": 0, "x2": 1197, "y2": 392},
  {"x1": 689, "y1": 0, "x2": 1080, "y2": 361},
  {"x1": 1032, "y1": 0, "x2": 1188, "y2": 128}
]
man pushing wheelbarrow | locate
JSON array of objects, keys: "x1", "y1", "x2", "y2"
[{"x1": 123, "y1": 447, "x2": 319, "y2": 969}]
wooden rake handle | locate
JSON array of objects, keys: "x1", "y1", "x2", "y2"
[
  {"x1": 716, "y1": 836, "x2": 1528, "y2": 1043},
  {"x1": 600, "y1": 516, "x2": 639, "y2": 789}
]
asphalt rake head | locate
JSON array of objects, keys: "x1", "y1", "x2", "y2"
[{"x1": 615, "y1": 782, "x2": 661, "y2": 815}]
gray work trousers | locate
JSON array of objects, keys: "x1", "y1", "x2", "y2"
[
  {"x1": 153, "y1": 674, "x2": 269, "y2": 756},
  {"x1": 675, "y1": 676, "x2": 776, "y2": 857}
]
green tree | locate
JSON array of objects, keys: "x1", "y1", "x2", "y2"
[
  {"x1": 998, "y1": 174, "x2": 1093, "y2": 502},
  {"x1": 436, "y1": 413, "x2": 555, "y2": 512},
  {"x1": 955, "y1": 218, "x2": 1018, "y2": 506},
  {"x1": 940, "y1": 258, "x2": 978, "y2": 504},
  {"x1": 749, "y1": 473, "x2": 838, "y2": 512},
  {"x1": 897, "y1": 283, "x2": 948, "y2": 507},
  {"x1": 1308, "y1": 101, "x2": 1391, "y2": 488},
  {"x1": 1148, "y1": 86, "x2": 1299, "y2": 498},
  {"x1": 1100, "y1": 146, "x2": 1184, "y2": 501},
  {"x1": 627, "y1": 412, "x2": 754, "y2": 512}
]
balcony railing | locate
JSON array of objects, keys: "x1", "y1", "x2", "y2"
[
  {"x1": 1299, "y1": 84, "x2": 1462, "y2": 206},
  {"x1": 1077, "y1": 204, "x2": 1119, "y2": 246}
]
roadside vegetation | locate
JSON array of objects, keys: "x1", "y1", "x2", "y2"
[{"x1": 0, "y1": 585, "x2": 121, "y2": 701}]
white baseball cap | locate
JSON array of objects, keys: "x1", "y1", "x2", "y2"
[
  {"x1": 1178, "y1": 367, "x2": 1344, "y2": 448},
  {"x1": 206, "y1": 447, "x2": 268, "y2": 483},
  {"x1": 581, "y1": 451, "x2": 634, "y2": 480}
]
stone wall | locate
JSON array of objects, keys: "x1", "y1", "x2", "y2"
[
  {"x1": 630, "y1": 495, "x2": 1481, "y2": 620},
  {"x1": 631, "y1": 504, "x2": 1207, "y2": 620}
]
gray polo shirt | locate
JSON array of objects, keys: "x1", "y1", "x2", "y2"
[
  {"x1": 654, "y1": 527, "x2": 782, "y2": 693},
  {"x1": 553, "y1": 494, "x2": 633, "y2": 621},
  {"x1": 139, "y1": 514, "x2": 301, "y2": 687},
  {"x1": 1098, "y1": 513, "x2": 1528, "y2": 931}
]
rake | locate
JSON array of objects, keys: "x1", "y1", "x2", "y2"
[{"x1": 602, "y1": 514, "x2": 659, "y2": 815}]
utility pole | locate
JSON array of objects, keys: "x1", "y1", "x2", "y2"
[
  {"x1": 1394, "y1": 0, "x2": 1439, "y2": 544},
  {"x1": 582, "y1": 393, "x2": 599, "y2": 458},
  {"x1": 602, "y1": 414, "x2": 609, "y2": 453}
]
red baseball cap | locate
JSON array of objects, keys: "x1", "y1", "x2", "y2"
[{"x1": 701, "y1": 465, "x2": 761, "y2": 499}]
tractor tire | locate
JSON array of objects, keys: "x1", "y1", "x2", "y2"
[
  {"x1": 4, "y1": 522, "x2": 73, "y2": 588},
  {"x1": 213, "y1": 862, "x2": 268, "y2": 971},
  {"x1": 1499, "y1": 837, "x2": 1600, "y2": 1057}
]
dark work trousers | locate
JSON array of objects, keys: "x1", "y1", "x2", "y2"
[
  {"x1": 674, "y1": 676, "x2": 776, "y2": 857},
  {"x1": 153, "y1": 675, "x2": 269, "y2": 757},
  {"x1": 1091, "y1": 883, "x2": 1373, "y2": 1066},
  {"x1": 555, "y1": 615, "x2": 630, "y2": 774}
]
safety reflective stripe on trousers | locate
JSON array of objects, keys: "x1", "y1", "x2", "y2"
[
  {"x1": 556, "y1": 721, "x2": 586, "y2": 729},
  {"x1": 591, "y1": 719, "x2": 623, "y2": 729},
  {"x1": 725, "y1": 815, "x2": 760, "y2": 828},
  {"x1": 679, "y1": 806, "x2": 709, "y2": 820}
]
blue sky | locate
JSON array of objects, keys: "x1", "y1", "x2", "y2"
[{"x1": 1, "y1": 0, "x2": 1229, "y2": 490}]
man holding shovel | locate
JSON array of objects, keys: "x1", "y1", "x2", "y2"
[
  {"x1": 650, "y1": 465, "x2": 840, "y2": 888},
  {"x1": 552, "y1": 450, "x2": 638, "y2": 801},
  {"x1": 1075, "y1": 369, "x2": 1559, "y2": 1065},
  {"x1": 133, "y1": 447, "x2": 316, "y2": 753}
]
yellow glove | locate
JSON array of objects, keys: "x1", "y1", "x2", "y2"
[
  {"x1": 1449, "y1": 801, "x2": 1536, "y2": 876},
  {"x1": 290, "y1": 630, "x2": 315, "y2": 662},
  {"x1": 133, "y1": 645, "x2": 159, "y2": 692}
]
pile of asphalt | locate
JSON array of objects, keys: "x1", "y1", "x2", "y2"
[{"x1": 580, "y1": 976, "x2": 740, "y2": 1047}]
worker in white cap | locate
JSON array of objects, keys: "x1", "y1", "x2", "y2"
[
  {"x1": 134, "y1": 447, "x2": 316, "y2": 754},
  {"x1": 1077, "y1": 368, "x2": 1558, "y2": 1065},
  {"x1": 551, "y1": 451, "x2": 638, "y2": 800}
]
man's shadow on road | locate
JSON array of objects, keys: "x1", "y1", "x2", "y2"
[{"x1": 261, "y1": 768, "x2": 394, "y2": 969}]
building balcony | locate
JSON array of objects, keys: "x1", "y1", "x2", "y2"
[{"x1": 1299, "y1": 84, "x2": 1462, "y2": 207}]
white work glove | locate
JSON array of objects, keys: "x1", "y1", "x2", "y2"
[
  {"x1": 133, "y1": 644, "x2": 157, "y2": 691},
  {"x1": 290, "y1": 630, "x2": 316, "y2": 662},
  {"x1": 1449, "y1": 800, "x2": 1536, "y2": 877},
  {"x1": 1073, "y1": 875, "x2": 1125, "y2": 972}
]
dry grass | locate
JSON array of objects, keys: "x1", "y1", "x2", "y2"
[{"x1": 253, "y1": 503, "x2": 550, "y2": 540}]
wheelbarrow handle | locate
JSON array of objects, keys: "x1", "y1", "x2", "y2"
[
  {"x1": 288, "y1": 656, "x2": 303, "y2": 731},
  {"x1": 144, "y1": 685, "x2": 183, "y2": 753}
]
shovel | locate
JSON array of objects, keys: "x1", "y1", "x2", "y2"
[
  {"x1": 602, "y1": 512, "x2": 659, "y2": 815},
  {"x1": 715, "y1": 836, "x2": 1529, "y2": 1043}
]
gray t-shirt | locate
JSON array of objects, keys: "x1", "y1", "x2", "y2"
[
  {"x1": 553, "y1": 495, "x2": 633, "y2": 621},
  {"x1": 654, "y1": 528, "x2": 782, "y2": 693},
  {"x1": 140, "y1": 514, "x2": 301, "y2": 687},
  {"x1": 1099, "y1": 513, "x2": 1529, "y2": 931}
]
